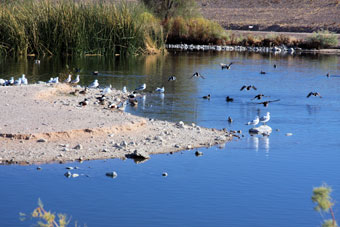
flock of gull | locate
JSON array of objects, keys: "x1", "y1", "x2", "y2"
[
  {"x1": 0, "y1": 60, "x2": 328, "y2": 129},
  {"x1": 192, "y1": 61, "x2": 327, "y2": 129}
]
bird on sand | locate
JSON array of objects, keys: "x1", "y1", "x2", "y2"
[
  {"x1": 64, "y1": 74, "x2": 72, "y2": 83},
  {"x1": 307, "y1": 92, "x2": 322, "y2": 98},
  {"x1": 260, "y1": 112, "x2": 270, "y2": 124},
  {"x1": 88, "y1": 79, "x2": 99, "y2": 88},
  {"x1": 246, "y1": 116, "x2": 259, "y2": 126},
  {"x1": 71, "y1": 75, "x2": 80, "y2": 84},
  {"x1": 257, "y1": 99, "x2": 280, "y2": 107},
  {"x1": 190, "y1": 72, "x2": 205, "y2": 79},
  {"x1": 240, "y1": 85, "x2": 257, "y2": 91},
  {"x1": 220, "y1": 62, "x2": 233, "y2": 70},
  {"x1": 79, "y1": 98, "x2": 89, "y2": 106}
]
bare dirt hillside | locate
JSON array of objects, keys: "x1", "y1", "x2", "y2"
[{"x1": 197, "y1": 0, "x2": 340, "y2": 33}]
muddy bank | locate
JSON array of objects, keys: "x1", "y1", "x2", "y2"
[{"x1": 0, "y1": 84, "x2": 231, "y2": 165}]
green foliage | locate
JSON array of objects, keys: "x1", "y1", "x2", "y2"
[
  {"x1": 166, "y1": 16, "x2": 228, "y2": 44},
  {"x1": 0, "y1": 0, "x2": 164, "y2": 56},
  {"x1": 141, "y1": 0, "x2": 200, "y2": 21},
  {"x1": 323, "y1": 220, "x2": 338, "y2": 227},
  {"x1": 306, "y1": 30, "x2": 339, "y2": 49},
  {"x1": 312, "y1": 184, "x2": 338, "y2": 227}
]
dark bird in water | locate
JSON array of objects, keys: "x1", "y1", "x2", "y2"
[
  {"x1": 202, "y1": 94, "x2": 211, "y2": 100},
  {"x1": 307, "y1": 92, "x2": 322, "y2": 98},
  {"x1": 257, "y1": 99, "x2": 280, "y2": 107},
  {"x1": 252, "y1": 94, "x2": 268, "y2": 100},
  {"x1": 326, "y1": 72, "x2": 330, "y2": 78},
  {"x1": 79, "y1": 98, "x2": 89, "y2": 106},
  {"x1": 273, "y1": 64, "x2": 277, "y2": 69},
  {"x1": 79, "y1": 87, "x2": 88, "y2": 95},
  {"x1": 220, "y1": 62, "x2": 233, "y2": 70},
  {"x1": 92, "y1": 71, "x2": 99, "y2": 76},
  {"x1": 226, "y1": 96, "x2": 234, "y2": 102},
  {"x1": 240, "y1": 85, "x2": 257, "y2": 91},
  {"x1": 190, "y1": 72, "x2": 205, "y2": 79},
  {"x1": 260, "y1": 71, "x2": 267, "y2": 75},
  {"x1": 69, "y1": 89, "x2": 79, "y2": 96},
  {"x1": 168, "y1": 76, "x2": 176, "y2": 81},
  {"x1": 227, "y1": 116, "x2": 233, "y2": 123}
]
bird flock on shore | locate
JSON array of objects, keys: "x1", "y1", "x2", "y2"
[{"x1": 0, "y1": 60, "x2": 332, "y2": 130}]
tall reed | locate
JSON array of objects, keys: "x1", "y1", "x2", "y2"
[{"x1": 0, "y1": 0, "x2": 163, "y2": 56}]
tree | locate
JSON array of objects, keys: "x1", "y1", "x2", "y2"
[{"x1": 141, "y1": 0, "x2": 200, "y2": 21}]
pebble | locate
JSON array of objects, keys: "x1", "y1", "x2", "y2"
[
  {"x1": 108, "y1": 134, "x2": 114, "y2": 137},
  {"x1": 37, "y1": 138, "x2": 47, "y2": 143},
  {"x1": 162, "y1": 172, "x2": 168, "y2": 177},
  {"x1": 66, "y1": 167, "x2": 74, "y2": 170},
  {"x1": 286, "y1": 133, "x2": 293, "y2": 136},
  {"x1": 106, "y1": 171, "x2": 118, "y2": 178},
  {"x1": 154, "y1": 136, "x2": 163, "y2": 141},
  {"x1": 102, "y1": 149, "x2": 109, "y2": 152},
  {"x1": 62, "y1": 148, "x2": 69, "y2": 152},
  {"x1": 74, "y1": 144, "x2": 83, "y2": 150},
  {"x1": 174, "y1": 144, "x2": 180, "y2": 148}
]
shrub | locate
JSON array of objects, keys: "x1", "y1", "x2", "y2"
[{"x1": 305, "y1": 30, "x2": 339, "y2": 49}]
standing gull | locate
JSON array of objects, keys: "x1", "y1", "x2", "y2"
[
  {"x1": 155, "y1": 86, "x2": 165, "y2": 93},
  {"x1": 71, "y1": 75, "x2": 80, "y2": 84},
  {"x1": 88, "y1": 79, "x2": 99, "y2": 88},
  {"x1": 260, "y1": 112, "x2": 270, "y2": 125}
]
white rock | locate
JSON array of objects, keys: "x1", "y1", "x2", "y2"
[
  {"x1": 286, "y1": 133, "x2": 293, "y2": 136},
  {"x1": 249, "y1": 125, "x2": 272, "y2": 135}
]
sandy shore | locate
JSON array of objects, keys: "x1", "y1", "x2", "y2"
[{"x1": 0, "y1": 84, "x2": 231, "y2": 165}]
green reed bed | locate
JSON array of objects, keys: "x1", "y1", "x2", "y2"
[{"x1": 0, "y1": 0, "x2": 163, "y2": 56}]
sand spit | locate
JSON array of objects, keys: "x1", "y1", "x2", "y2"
[{"x1": 0, "y1": 84, "x2": 231, "y2": 165}]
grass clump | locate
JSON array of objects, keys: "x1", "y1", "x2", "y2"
[
  {"x1": 0, "y1": 0, "x2": 163, "y2": 56},
  {"x1": 304, "y1": 30, "x2": 339, "y2": 49}
]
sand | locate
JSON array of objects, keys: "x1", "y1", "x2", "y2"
[{"x1": 0, "y1": 84, "x2": 231, "y2": 165}]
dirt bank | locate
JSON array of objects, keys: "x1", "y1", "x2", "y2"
[{"x1": 0, "y1": 84, "x2": 231, "y2": 165}]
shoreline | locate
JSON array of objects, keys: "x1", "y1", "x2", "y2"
[{"x1": 0, "y1": 84, "x2": 232, "y2": 165}]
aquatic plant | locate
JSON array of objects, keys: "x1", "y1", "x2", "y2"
[
  {"x1": 20, "y1": 199, "x2": 69, "y2": 227},
  {"x1": 312, "y1": 184, "x2": 338, "y2": 227},
  {"x1": 0, "y1": 0, "x2": 164, "y2": 56}
]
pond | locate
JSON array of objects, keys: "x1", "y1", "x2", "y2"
[{"x1": 0, "y1": 51, "x2": 340, "y2": 227}]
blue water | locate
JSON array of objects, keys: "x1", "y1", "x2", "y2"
[{"x1": 0, "y1": 52, "x2": 340, "y2": 226}]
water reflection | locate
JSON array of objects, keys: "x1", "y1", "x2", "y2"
[{"x1": 306, "y1": 104, "x2": 321, "y2": 115}]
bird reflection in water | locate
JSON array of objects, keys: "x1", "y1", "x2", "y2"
[
  {"x1": 261, "y1": 136, "x2": 270, "y2": 154},
  {"x1": 306, "y1": 104, "x2": 321, "y2": 115}
]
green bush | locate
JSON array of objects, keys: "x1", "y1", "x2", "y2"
[{"x1": 305, "y1": 30, "x2": 339, "y2": 49}]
